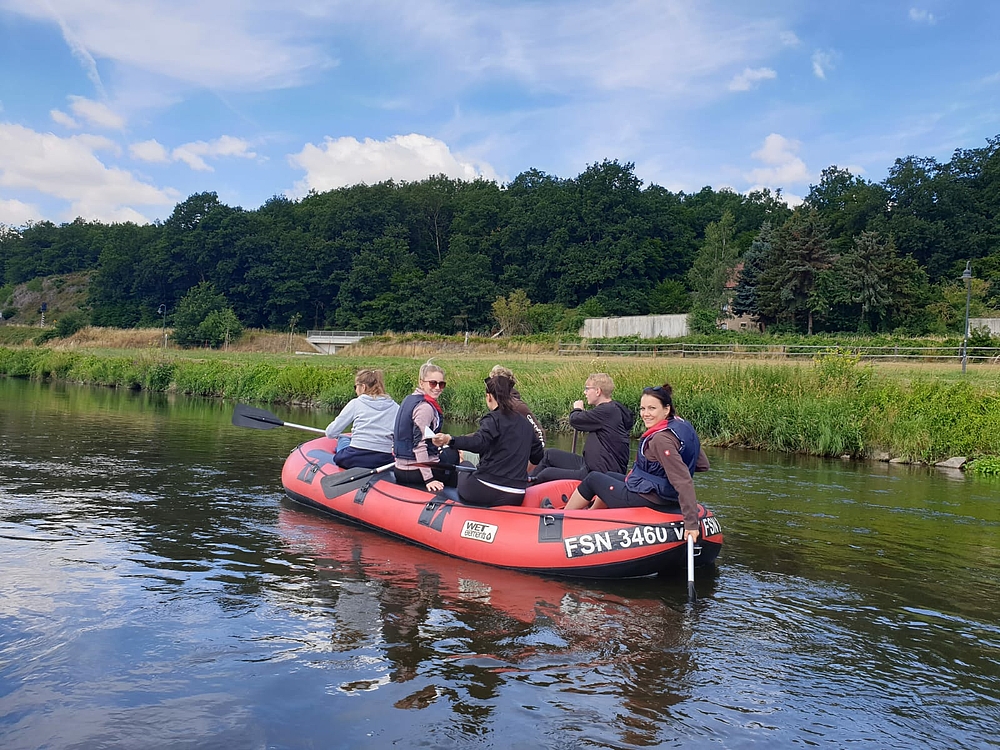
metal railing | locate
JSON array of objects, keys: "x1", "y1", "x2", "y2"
[
  {"x1": 306, "y1": 330, "x2": 374, "y2": 339},
  {"x1": 557, "y1": 341, "x2": 1000, "y2": 362}
]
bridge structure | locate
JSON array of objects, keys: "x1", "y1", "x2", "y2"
[{"x1": 305, "y1": 330, "x2": 374, "y2": 354}]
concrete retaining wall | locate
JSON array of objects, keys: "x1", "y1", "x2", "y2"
[
  {"x1": 970, "y1": 318, "x2": 1000, "y2": 336},
  {"x1": 581, "y1": 314, "x2": 689, "y2": 339}
]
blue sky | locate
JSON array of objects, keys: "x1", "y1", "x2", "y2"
[{"x1": 1, "y1": 0, "x2": 998, "y2": 226}]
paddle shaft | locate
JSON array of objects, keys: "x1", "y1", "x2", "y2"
[
  {"x1": 284, "y1": 421, "x2": 326, "y2": 434},
  {"x1": 687, "y1": 535, "x2": 697, "y2": 603}
]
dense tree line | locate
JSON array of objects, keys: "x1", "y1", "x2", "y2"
[{"x1": 1, "y1": 135, "x2": 998, "y2": 337}]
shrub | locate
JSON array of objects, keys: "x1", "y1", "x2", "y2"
[
  {"x1": 55, "y1": 311, "x2": 87, "y2": 338},
  {"x1": 172, "y1": 282, "x2": 243, "y2": 348}
]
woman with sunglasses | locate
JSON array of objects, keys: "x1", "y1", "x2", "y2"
[
  {"x1": 325, "y1": 368, "x2": 399, "y2": 469},
  {"x1": 564, "y1": 383, "x2": 709, "y2": 543},
  {"x1": 431, "y1": 374, "x2": 544, "y2": 507},
  {"x1": 393, "y1": 361, "x2": 460, "y2": 493}
]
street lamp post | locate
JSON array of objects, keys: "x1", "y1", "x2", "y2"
[
  {"x1": 961, "y1": 262, "x2": 972, "y2": 374},
  {"x1": 158, "y1": 304, "x2": 167, "y2": 349}
]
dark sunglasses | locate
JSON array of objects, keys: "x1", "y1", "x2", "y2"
[{"x1": 423, "y1": 379, "x2": 446, "y2": 389}]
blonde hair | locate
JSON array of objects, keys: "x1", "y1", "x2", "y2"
[
  {"x1": 355, "y1": 368, "x2": 386, "y2": 396},
  {"x1": 489, "y1": 364, "x2": 515, "y2": 384},
  {"x1": 587, "y1": 373, "x2": 614, "y2": 396},
  {"x1": 419, "y1": 359, "x2": 445, "y2": 381}
]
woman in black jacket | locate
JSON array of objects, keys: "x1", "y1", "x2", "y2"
[{"x1": 432, "y1": 374, "x2": 544, "y2": 507}]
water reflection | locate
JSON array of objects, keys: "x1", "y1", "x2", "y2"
[
  {"x1": 274, "y1": 504, "x2": 705, "y2": 744},
  {"x1": 2, "y1": 377, "x2": 1000, "y2": 749}
]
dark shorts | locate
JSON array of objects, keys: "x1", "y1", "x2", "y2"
[{"x1": 334, "y1": 445, "x2": 394, "y2": 470}]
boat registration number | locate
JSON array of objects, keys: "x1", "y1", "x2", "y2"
[
  {"x1": 563, "y1": 522, "x2": 685, "y2": 558},
  {"x1": 461, "y1": 520, "x2": 498, "y2": 543}
]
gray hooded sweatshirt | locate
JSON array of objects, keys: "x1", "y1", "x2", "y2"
[{"x1": 325, "y1": 394, "x2": 400, "y2": 453}]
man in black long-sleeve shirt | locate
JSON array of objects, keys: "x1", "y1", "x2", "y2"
[{"x1": 530, "y1": 373, "x2": 634, "y2": 483}]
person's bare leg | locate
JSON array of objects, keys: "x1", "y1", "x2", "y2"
[
  {"x1": 590, "y1": 497, "x2": 609, "y2": 510},
  {"x1": 564, "y1": 489, "x2": 592, "y2": 510}
]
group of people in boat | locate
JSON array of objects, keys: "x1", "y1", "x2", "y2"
[{"x1": 323, "y1": 360, "x2": 707, "y2": 542}]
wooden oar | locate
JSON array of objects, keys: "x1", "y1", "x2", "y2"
[
  {"x1": 232, "y1": 403, "x2": 325, "y2": 434},
  {"x1": 687, "y1": 535, "x2": 697, "y2": 603}
]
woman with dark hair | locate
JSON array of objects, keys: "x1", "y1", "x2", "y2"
[
  {"x1": 432, "y1": 374, "x2": 545, "y2": 507},
  {"x1": 563, "y1": 383, "x2": 709, "y2": 542}
]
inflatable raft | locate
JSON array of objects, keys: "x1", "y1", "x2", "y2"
[{"x1": 281, "y1": 436, "x2": 723, "y2": 579}]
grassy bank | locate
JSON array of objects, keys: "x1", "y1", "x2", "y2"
[{"x1": 2, "y1": 344, "x2": 999, "y2": 465}]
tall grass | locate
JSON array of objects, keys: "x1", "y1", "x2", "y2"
[{"x1": 2, "y1": 345, "x2": 998, "y2": 463}]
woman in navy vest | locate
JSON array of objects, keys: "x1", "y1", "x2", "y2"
[
  {"x1": 564, "y1": 383, "x2": 709, "y2": 542},
  {"x1": 393, "y1": 361, "x2": 460, "y2": 492}
]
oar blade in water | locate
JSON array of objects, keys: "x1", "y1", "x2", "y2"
[{"x1": 232, "y1": 403, "x2": 285, "y2": 430}]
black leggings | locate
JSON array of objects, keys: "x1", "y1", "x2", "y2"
[
  {"x1": 394, "y1": 447, "x2": 460, "y2": 488},
  {"x1": 576, "y1": 471, "x2": 649, "y2": 509},
  {"x1": 530, "y1": 448, "x2": 587, "y2": 483},
  {"x1": 458, "y1": 473, "x2": 525, "y2": 507}
]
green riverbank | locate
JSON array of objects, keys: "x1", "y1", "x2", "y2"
[{"x1": 2, "y1": 345, "x2": 999, "y2": 466}]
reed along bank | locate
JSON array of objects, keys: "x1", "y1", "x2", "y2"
[{"x1": 2, "y1": 345, "x2": 999, "y2": 465}]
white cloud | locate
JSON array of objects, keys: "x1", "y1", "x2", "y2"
[
  {"x1": 729, "y1": 67, "x2": 777, "y2": 92},
  {"x1": 171, "y1": 136, "x2": 257, "y2": 172},
  {"x1": 287, "y1": 134, "x2": 500, "y2": 196},
  {"x1": 129, "y1": 139, "x2": 171, "y2": 163},
  {"x1": 68, "y1": 95, "x2": 125, "y2": 129},
  {"x1": 908, "y1": 8, "x2": 936, "y2": 24},
  {"x1": 0, "y1": 197, "x2": 42, "y2": 226},
  {"x1": 812, "y1": 49, "x2": 836, "y2": 79},
  {"x1": 746, "y1": 133, "x2": 811, "y2": 187},
  {"x1": 1, "y1": 0, "x2": 333, "y2": 91},
  {"x1": 50, "y1": 109, "x2": 80, "y2": 128},
  {"x1": 0, "y1": 123, "x2": 177, "y2": 223}
]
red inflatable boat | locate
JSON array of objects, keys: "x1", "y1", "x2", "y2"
[{"x1": 281, "y1": 436, "x2": 723, "y2": 579}]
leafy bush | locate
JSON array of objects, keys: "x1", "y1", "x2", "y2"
[
  {"x1": 33, "y1": 329, "x2": 58, "y2": 345},
  {"x1": 55, "y1": 311, "x2": 87, "y2": 338},
  {"x1": 172, "y1": 282, "x2": 243, "y2": 348},
  {"x1": 525, "y1": 302, "x2": 566, "y2": 333},
  {"x1": 198, "y1": 308, "x2": 243, "y2": 348},
  {"x1": 967, "y1": 456, "x2": 1000, "y2": 476},
  {"x1": 687, "y1": 307, "x2": 718, "y2": 335}
]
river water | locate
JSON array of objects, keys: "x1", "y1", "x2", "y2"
[{"x1": 1, "y1": 378, "x2": 999, "y2": 749}]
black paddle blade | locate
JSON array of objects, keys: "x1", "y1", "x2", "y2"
[
  {"x1": 232, "y1": 403, "x2": 284, "y2": 430},
  {"x1": 320, "y1": 462, "x2": 395, "y2": 498},
  {"x1": 688, "y1": 581, "x2": 697, "y2": 603}
]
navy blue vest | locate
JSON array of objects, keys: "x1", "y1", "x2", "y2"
[
  {"x1": 624, "y1": 417, "x2": 700, "y2": 501},
  {"x1": 393, "y1": 392, "x2": 442, "y2": 460}
]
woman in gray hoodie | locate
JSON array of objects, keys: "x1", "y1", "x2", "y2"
[{"x1": 325, "y1": 369, "x2": 400, "y2": 469}]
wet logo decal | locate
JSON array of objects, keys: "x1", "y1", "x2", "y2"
[{"x1": 460, "y1": 521, "x2": 498, "y2": 543}]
